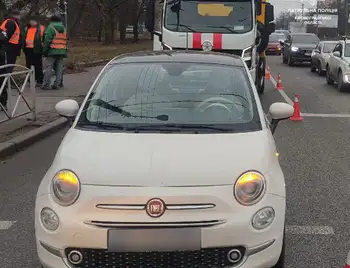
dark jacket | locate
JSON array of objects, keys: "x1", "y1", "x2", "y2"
[
  {"x1": 0, "y1": 30, "x2": 6, "y2": 64},
  {"x1": 2, "y1": 17, "x2": 23, "y2": 56},
  {"x1": 43, "y1": 22, "x2": 67, "y2": 57},
  {"x1": 23, "y1": 23, "x2": 44, "y2": 55}
]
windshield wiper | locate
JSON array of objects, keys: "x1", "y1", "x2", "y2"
[
  {"x1": 205, "y1": 25, "x2": 239, "y2": 34},
  {"x1": 135, "y1": 123, "x2": 233, "y2": 132},
  {"x1": 167, "y1": 23, "x2": 195, "y2": 32},
  {"x1": 90, "y1": 99, "x2": 169, "y2": 121},
  {"x1": 76, "y1": 121, "x2": 127, "y2": 130}
]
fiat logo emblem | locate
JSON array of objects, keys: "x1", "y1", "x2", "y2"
[
  {"x1": 202, "y1": 41, "x2": 213, "y2": 51},
  {"x1": 146, "y1": 198, "x2": 166, "y2": 218}
]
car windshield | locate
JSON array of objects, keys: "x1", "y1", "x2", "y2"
[
  {"x1": 292, "y1": 34, "x2": 320, "y2": 44},
  {"x1": 164, "y1": 0, "x2": 253, "y2": 33},
  {"x1": 269, "y1": 34, "x2": 284, "y2": 42},
  {"x1": 78, "y1": 62, "x2": 261, "y2": 133},
  {"x1": 323, "y1": 43, "x2": 336, "y2": 53}
]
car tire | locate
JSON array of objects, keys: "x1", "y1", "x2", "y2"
[
  {"x1": 337, "y1": 70, "x2": 349, "y2": 92},
  {"x1": 326, "y1": 66, "x2": 334, "y2": 85},
  {"x1": 310, "y1": 63, "x2": 316, "y2": 72},
  {"x1": 271, "y1": 232, "x2": 285, "y2": 268},
  {"x1": 318, "y1": 62, "x2": 325, "y2": 76},
  {"x1": 288, "y1": 56, "x2": 293, "y2": 66}
]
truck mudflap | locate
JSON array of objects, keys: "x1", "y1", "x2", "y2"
[{"x1": 256, "y1": 56, "x2": 266, "y2": 95}]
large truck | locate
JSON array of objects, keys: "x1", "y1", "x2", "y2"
[{"x1": 145, "y1": 0, "x2": 275, "y2": 94}]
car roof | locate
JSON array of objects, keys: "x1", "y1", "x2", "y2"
[
  {"x1": 320, "y1": 40, "x2": 338, "y2": 44},
  {"x1": 109, "y1": 50, "x2": 245, "y2": 67}
]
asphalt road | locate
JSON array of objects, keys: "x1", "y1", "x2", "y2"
[{"x1": 0, "y1": 56, "x2": 349, "y2": 268}]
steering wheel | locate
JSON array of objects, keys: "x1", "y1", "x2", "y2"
[{"x1": 197, "y1": 97, "x2": 244, "y2": 121}]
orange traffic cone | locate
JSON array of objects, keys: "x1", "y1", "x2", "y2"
[
  {"x1": 276, "y1": 73, "x2": 284, "y2": 90},
  {"x1": 345, "y1": 250, "x2": 350, "y2": 268},
  {"x1": 265, "y1": 66, "x2": 271, "y2": 80},
  {"x1": 290, "y1": 94, "x2": 303, "y2": 121}
]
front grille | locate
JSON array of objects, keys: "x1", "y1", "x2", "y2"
[
  {"x1": 300, "y1": 50, "x2": 312, "y2": 55},
  {"x1": 66, "y1": 247, "x2": 246, "y2": 268}
]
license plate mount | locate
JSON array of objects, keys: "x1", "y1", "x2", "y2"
[{"x1": 108, "y1": 228, "x2": 201, "y2": 252}]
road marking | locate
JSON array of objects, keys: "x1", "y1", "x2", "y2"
[
  {"x1": 302, "y1": 112, "x2": 350, "y2": 118},
  {"x1": 267, "y1": 74, "x2": 294, "y2": 105},
  {"x1": 0, "y1": 221, "x2": 16, "y2": 230},
  {"x1": 286, "y1": 225, "x2": 335, "y2": 235}
]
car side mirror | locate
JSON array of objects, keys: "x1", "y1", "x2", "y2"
[
  {"x1": 55, "y1": 99, "x2": 79, "y2": 125},
  {"x1": 332, "y1": 51, "x2": 340, "y2": 57},
  {"x1": 153, "y1": 31, "x2": 162, "y2": 42},
  {"x1": 269, "y1": 102, "x2": 294, "y2": 134}
]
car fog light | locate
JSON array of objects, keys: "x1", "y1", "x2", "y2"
[
  {"x1": 41, "y1": 207, "x2": 59, "y2": 231},
  {"x1": 252, "y1": 207, "x2": 275, "y2": 230}
]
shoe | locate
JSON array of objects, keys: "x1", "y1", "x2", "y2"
[
  {"x1": 41, "y1": 86, "x2": 51, "y2": 90},
  {"x1": 36, "y1": 83, "x2": 42, "y2": 88},
  {"x1": 52, "y1": 85, "x2": 60, "y2": 90}
]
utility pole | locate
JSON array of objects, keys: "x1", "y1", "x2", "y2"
[{"x1": 301, "y1": 3, "x2": 304, "y2": 25}]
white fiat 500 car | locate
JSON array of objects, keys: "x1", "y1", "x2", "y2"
[{"x1": 35, "y1": 51, "x2": 294, "y2": 268}]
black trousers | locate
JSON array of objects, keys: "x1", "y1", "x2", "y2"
[
  {"x1": 25, "y1": 50, "x2": 43, "y2": 84},
  {"x1": 0, "y1": 53, "x2": 17, "y2": 107}
]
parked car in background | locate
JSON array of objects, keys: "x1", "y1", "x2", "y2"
[
  {"x1": 310, "y1": 41, "x2": 337, "y2": 76},
  {"x1": 275, "y1": 30, "x2": 289, "y2": 40},
  {"x1": 267, "y1": 33, "x2": 284, "y2": 55},
  {"x1": 281, "y1": 33, "x2": 320, "y2": 66},
  {"x1": 326, "y1": 39, "x2": 350, "y2": 92}
]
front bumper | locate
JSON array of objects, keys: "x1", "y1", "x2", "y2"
[
  {"x1": 266, "y1": 48, "x2": 281, "y2": 54},
  {"x1": 290, "y1": 51, "x2": 312, "y2": 62},
  {"x1": 36, "y1": 186, "x2": 286, "y2": 268}
]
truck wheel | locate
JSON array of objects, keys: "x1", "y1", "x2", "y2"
[{"x1": 326, "y1": 66, "x2": 334, "y2": 85}]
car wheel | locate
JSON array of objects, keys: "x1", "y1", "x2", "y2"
[
  {"x1": 326, "y1": 66, "x2": 334, "y2": 85},
  {"x1": 310, "y1": 62, "x2": 316, "y2": 72},
  {"x1": 337, "y1": 70, "x2": 349, "y2": 92},
  {"x1": 317, "y1": 62, "x2": 325, "y2": 76},
  {"x1": 288, "y1": 56, "x2": 293, "y2": 66}
]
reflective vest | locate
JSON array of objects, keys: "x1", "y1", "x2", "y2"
[
  {"x1": 25, "y1": 25, "x2": 45, "y2": 48},
  {"x1": 0, "y1": 19, "x2": 20, "y2": 44},
  {"x1": 50, "y1": 26, "x2": 67, "y2": 49}
]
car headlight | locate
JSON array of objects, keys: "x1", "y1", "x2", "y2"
[
  {"x1": 291, "y1": 46, "x2": 298, "y2": 52},
  {"x1": 41, "y1": 207, "x2": 59, "y2": 231},
  {"x1": 234, "y1": 171, "x2": 266, "y2": 206},
  {"x1": 52, "y1": 170, "x2": 81, "y2": 206},
  {"x1": 252, "y1": 207, "x2": 275, "y2": 230}
]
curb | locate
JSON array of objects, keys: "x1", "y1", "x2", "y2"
[{"x1": 0, "y1": 117, "x2": 68, "y2": 159}]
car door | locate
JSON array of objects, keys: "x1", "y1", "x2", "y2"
[{"x1": 330, "y1": 44, "x2": 342, "y2": 76}]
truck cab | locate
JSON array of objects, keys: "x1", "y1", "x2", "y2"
[{"x1": 146, "y1": 0, "x2": 275, "y2": 94}]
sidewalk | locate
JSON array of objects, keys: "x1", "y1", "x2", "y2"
[{"x1": 0, "y1": 65, "x2": 103, "y2": 149}]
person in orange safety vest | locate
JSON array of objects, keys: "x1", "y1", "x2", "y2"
[
  {"x1": 42, "y1": 15, "x2": 67, "y2": 90},
  {"x1": 23, "y1": 17, "x2": 45, "y2": 87},
  {"x1": 0, "y1": 10, "x2": 23, "y2": 110}
]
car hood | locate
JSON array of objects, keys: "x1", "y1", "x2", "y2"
[
  {"x1": 268, "y1": 42, "x2": 280, "y2": 46},
  {"x1": 50, "y1": 128, "x2": 276, "y2": 187},
  {"x1": 292, "y1": 43, "x2": 317, "y2": 50}
]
